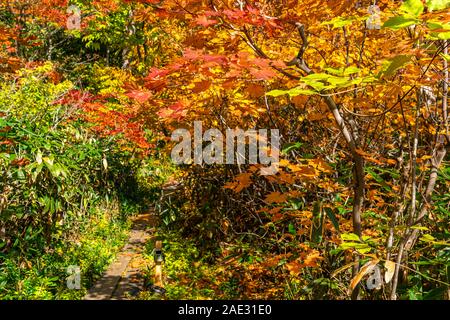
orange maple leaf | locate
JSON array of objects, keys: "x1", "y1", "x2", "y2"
[{"x1": 264, "y1": 192, "x2": 288, "y2": 204}]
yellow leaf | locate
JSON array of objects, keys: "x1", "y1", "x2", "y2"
[
  {"x1": 303, "y1": 251, "x2": 323, "y2": 267},
  {"x1": 384, "y1": 260, "x2": 395, "y2": 284},
  {"x1": 285, "y1": 260, "x2": 302, "y2": 275},
  {"x1": 278, "y1": 159, "x2": 291, "y2": 167}
]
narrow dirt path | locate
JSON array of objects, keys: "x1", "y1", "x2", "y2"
[{"x1": 84, "y1": 212, "x2": 157, "y2": 300}]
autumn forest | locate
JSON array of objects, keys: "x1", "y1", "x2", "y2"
[{"x1": 0, "y1": 0, "x2": 450, "y2": 301}]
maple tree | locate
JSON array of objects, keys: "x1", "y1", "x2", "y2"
[{"x1": 0, "y1": 0, "x2": 449, "y2": 300}]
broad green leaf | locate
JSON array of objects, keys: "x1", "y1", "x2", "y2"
[
  {"x1": 427, "y1": 21, "x2": 445, "y2": 30},
  {"x1": 342, "y1": 66, "x2": 361, "y2": 76},
  {"x1": 266, "y1": 88, "x2": 316, "y2": 97},
  {"x1": 378, "y1": 55, "x2": 412, "y2": 78},
  {"x1": 427, "y1": 0, "x2": 450, "y2": 11},
  {"x1": 383, "y1": 16, "x2": 417, "y2": 29},
  {"x1": 427, "y1": 31, "x2": 450, "y2": 40},
  {"x1": 327, "y1": 76, "x2": 352, "y2": 87},
  {"x1": 305, "y1": 81, "x2": 326, "y2": 91},
  {"x1": 400, "y1": 0, "x2": 425, "y2": 17},
  {"x1": 420, "y1": 234, "x2": 436, "y2": 242},
  {"x1": 436, "y1": 32, "x2": 450, "y2": 40},
  {"x1": 322, "y1": 15, "x2": 368, "y2": 28},
  {"x1": 427, "y1": 21, "x2": 450, "y2": 39},
  {"x1": 355, "y1": 246, "x2": 372, "y2": 254},
  {"x1": 303, "y1": 73, "x2": 331, "y2": 81},
  {"x1": 265, "y1": 89, "x2": 288, "y2": 97},
  {"x1": 285, "y1": 87, "x2": 317, "y2": 96},
  {"x1": 302, "y1": 74, "x2": 331, "y2": 91},
  {"x1": 427, "y1": 20, "x2": 450, "y2": 30},
  {"x1": 322, "y1": 16, "x2": 355, "y2": 28},
  {"x1": 341, "y1": 233, "x2": 361, "y2": 242}
]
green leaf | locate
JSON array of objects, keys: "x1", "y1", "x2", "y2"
[
  {"x1": 288, "y1": 223, "x2": 296, "y2": 235},
  {"x1": 339, "y1": 241, "x2": 372, "y2": 253},
  {"x1": 266, "y1": 87, "x2": 316, "y2": 97},
  {"x1": 303, "y1": 73, "x2": 331, "y2": 81},
  {"x1": 411, "y1": 226, "x2": 430, "y2": 231},
  {"x1": 43, "y1": 156, "x2": 54, "y2": 166},
  {"x1": 282, "y1": 142, "x2": 303, "y2": 155},
  {"x1": 441, "y1": 53, "x2": 450, "y2": 62},
  {"x1": 400, "y1": 0, "x2": 425, "y2": 17},
  {"x1": 324, "y1": 207, "x2": 340, "y2": 232},
  {"x1": 423, "y1": 287, "x2": 446, "y2": 300},
  {"x1": 427, "y1": 22, "x2": 442, "y2": 30},
  {"x1": 408, "y1": 290, "x2": 421, "y2": 300},
  {"x1": 436, "y1": 32, "x2": 450, "y2": 40},
  {"x1": 341, "y1": 233, "x2": 361, "y2": 242},
  {"x1": 427, "y1": 0, "x2": 450, "y2": 11},
  {"x1": 420, "y1": 234, "x2": 436, "y2": 242},
  {"x1": 310, "y1": 201, "x2": 324, "y2": 243},
  {"x1": 383, "y1": 16, "x2": 417, "y2": 29},
  {"x1": 305, "y1": 81, "x2": 326, "y2": 91},
  {"x1": 427, "y1": 22, "x2": 450, "y2": 39},
  {"x1": 355, "y1": 246, "x2": 372, "y2": 254},
  {"x1": 286, "y1": 87, "x2": 317, "y2": 96},
  {"x1": 366, "y1": 167, "x2": 392, "y2": 191},
  {"x1": 327, "y1": 76, "x2": 350, "y2": 85},
  {"x1": 265, "y1": 90, "x2": 287, "y2": 97},
  {"x1": 378, "y1": 55, "x2": 412, "y2": 78},
  {"x1": 16, "y1": 169, "x2": 25, "y2": 180},
  {"x1": 322, "y1": 16, "x2": 356, "y2": 28}
]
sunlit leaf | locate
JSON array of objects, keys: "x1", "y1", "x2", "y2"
[{"x1": 348, "y1": 259, "x2": 380, "y2": 295}]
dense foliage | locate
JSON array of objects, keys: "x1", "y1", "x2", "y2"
[{"x1": 0, "y1": 0, "x2": 449, "y2": 300}]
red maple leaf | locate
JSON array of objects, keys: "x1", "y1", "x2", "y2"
[
  {"x1": 195, "y1": 15, "x2": 218, "y2": 27},
  {"x1": 126, "y1": 90, "x2": 152, "y2": 104}
]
